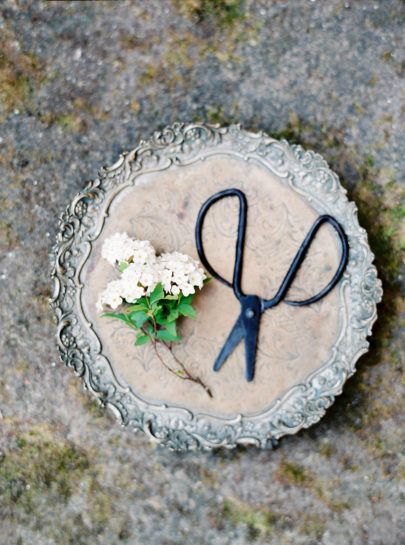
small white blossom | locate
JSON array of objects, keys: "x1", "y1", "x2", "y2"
[
  {"x1": 125, "y1": 285, "x2": 145, "y2": 303},
  {"x1": 96, "y1": 279, "x2": 123, "y2": 310},
  {"x1": 120, "y1": 261, "x2": 160, "y2": 300},
  {"x1": 101, "y1": 232, "x2": 133, "y2": 265},
  {"x1": 189, "y1": 269, "x2": 205, "y2": 289},
  {"x1": 130, "y1": 239, "x2": 156, "y2": 265},
  {"x1": 171, "y1": 285, "x2": 180, "y2": 296},
  {"x1": 140, "y1": 268, "x2": 159, "y2": 292},
  {"x1": 181, "y1": 285, "x2": 195, "y2": 297},
  {"x1": 121, "y1": 262, "x2": 141, "y2": 285}
]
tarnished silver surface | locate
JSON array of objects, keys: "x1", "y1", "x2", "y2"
[{"x1": 49, "y1": 123, "x2": 382, "y2": 450}]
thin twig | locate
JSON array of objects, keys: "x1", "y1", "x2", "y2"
[
  {"x1": 159, "y1": 339, "x2": 213, "y2": 398},
  {"x1": 143, "y1": 304, "x2": 213, "y2": 398},
  {"x1": 151, "y1": 338, "x2": 180, "y2": 377}
]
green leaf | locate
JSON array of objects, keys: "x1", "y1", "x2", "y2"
[
  {"x1": 129, "y1": 297, "x2": 148, "y2": 310},
  {"x1": 176, "y1": 370, "x2": 184, "y2": 376},
  {"x1": 160, "y1": 299, "x2": 176, "y2": 312},
  {"x1": 180, "y1": 294, "x2": 196, "y2": 305},
  {"x1": 156, "y1": 329, "x2": 180, "y2": 342},
  {"x1": 119, "y1": 262, "x2": 129, "y2": 272},
  {"x1": 178, "y1": 303, "x2": 196, "y2": 319},
  {"x1": 128, "y1": 310, "x2": 149, "y2": 328},
  {"x1": 102, "y1": 312, "x2": 124, "y2": 320},
  {"x1": 127, "y1": 302, "x2": 149, "y2": 313},
  {"x1": 150, "y1": 283, "x2": 164, "y2": 305},
  {"x1": 135, "y1": 333, "x2": 149, "y2": 346},
  {"x1": 203, "y1": 277, "x2": 211, "y2": 284},
  {"x1": 155, "y1": 313, "x2": 167, "y2": 325},
  {"x1": 167, "y1": 308, "x2": 179, "y2": 322},
  {"x1": 165, "y1": 321, "x2": 177, "y2": 337},
  {"x1": 164, "y1": 294, "x2": 178, "y2": 300},
  {"x1": 102, "y1": 313, "x2": 135, "y2": 328}
]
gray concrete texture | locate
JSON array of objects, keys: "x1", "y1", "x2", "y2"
[{"x1": 0, "y1": 1, "x2": 404, "y2": 544}]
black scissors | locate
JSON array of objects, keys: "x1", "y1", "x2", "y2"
[{"x1": 195, "y1": 188, "x2": 349, "y2": 382}]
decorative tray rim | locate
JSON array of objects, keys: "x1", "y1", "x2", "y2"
[{"x1": 50, "y1": 122, "x2": 382, "y2": 450}]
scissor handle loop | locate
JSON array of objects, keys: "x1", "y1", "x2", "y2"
[
  {"x1": 262, "y1": 215, "x2": 349, "y2": 310},
  {"x1": 195, "y1": 188, "x2": 247, "y2": 300}
]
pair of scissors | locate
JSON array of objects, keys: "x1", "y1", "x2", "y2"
[{"x1": 195, "y1": 188, "x2": 349, "y2": 382}]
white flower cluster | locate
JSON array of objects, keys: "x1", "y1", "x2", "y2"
[
  {"x1": 159, "y1": 251, "x2": 205, "y2": 297},
  {"x1": 101, "y1": 232, "x2": 155, "y2": 266},
  {"x1": 97, "y1": 233, "x2": 206, "y2": 311}
]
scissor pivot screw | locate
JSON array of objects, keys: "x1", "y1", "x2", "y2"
[{"x1": 245, "y1": 308, "x2": 256, "y2": 319}]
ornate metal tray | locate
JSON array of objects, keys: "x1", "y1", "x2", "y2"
[{"x1": 50, "y1": 123, "x2": 382, "y2": 449}]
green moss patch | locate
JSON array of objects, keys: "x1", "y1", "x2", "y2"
[
  {"x1": 279, "y1": 461, "x2": 314, "y2": 485},
  {"x1": 0, "y1": 28, "x2": 44, "y2": 115},
  {"x1": 0, "y1": 424, "x2": 89, "y2": 517},
  {"x1": 0, "y1": 421, "x2": 133, "y2": 541},
  {"x1": 221, "y1": 498, "x2": 279, "y2": 540},
  {"x1": 38, "y1": 96, "x2": 110, "y2": 131},
  {"x1": 173, "y1": 0, "x2": 245, "y2": 27}
]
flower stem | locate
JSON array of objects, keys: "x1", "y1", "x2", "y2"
[
  {"x1": 159, "y1": 339, "x2": 213, "y2": 398},
  {"x1": 144, "y1": 305, "x2": 213, "y2": 398}
]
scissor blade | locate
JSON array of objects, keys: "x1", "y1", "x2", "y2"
[
  {"x1": 213, "y1": 314, "x2": 244, "y2": 372},
  {"x1": 244, "y1": 323, "x2": 259, "y2": 382}
]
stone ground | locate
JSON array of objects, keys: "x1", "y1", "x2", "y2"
[{"x1": 0, "y1": 1, "x2": 404, "y2": 544}]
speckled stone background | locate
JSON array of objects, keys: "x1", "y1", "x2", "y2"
[{"x1": 0, "y1": 1, "x2": 404, "y2": 544}]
